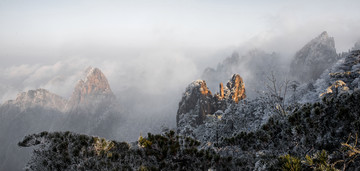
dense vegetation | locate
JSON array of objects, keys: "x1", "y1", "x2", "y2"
[{"x1": 19, "y1": 130, "x2": 234, "y2": 170}]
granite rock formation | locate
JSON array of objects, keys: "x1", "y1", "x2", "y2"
[
  {"x1": 176, "y1": 74, "x2": 246, "y2": 128},
  {"x1": 224, "y1": 74, "x2": 246, "y2": 103}
]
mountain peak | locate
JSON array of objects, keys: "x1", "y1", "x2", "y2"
[
  {"x1": 5, "y1": 88, "x2": 66, "y2": 111},
  {"x1": 67, "y1": 67, "x2": 114, "y2": 109},
  {"x1": 319, "y1": 31, "x2": 328, "y2": 38},
  {"x1": 314, "y1": 31, "x2": 335, "y2": 47},
  {"x1": 290, "y1": 31, "x2": 337, "y2": 82},
  {"x1": 76, "y1": 67, "x2": 112, "y2": 96}
]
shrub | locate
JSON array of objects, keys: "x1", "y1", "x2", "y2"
[{"x1": 279, "y1": 154, "x2": 301, "y2": 171}]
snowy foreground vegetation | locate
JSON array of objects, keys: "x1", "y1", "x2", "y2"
[
  {"x1": 19, "y1": 50, "x2": 360, "y2": 170},
  {"x1": 19, "y1": 88, "x2": 360, "y2": 170}
]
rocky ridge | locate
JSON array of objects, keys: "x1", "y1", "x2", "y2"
[{"x1": 3, "y1": 89, "x2": 67, "y2": 112}]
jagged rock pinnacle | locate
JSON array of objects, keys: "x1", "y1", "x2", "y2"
[
  {"x1": 226, "y1": 74, "x2": 246, "y2": 103},
  {"x1": 219, "y1": 83, "x2": 225, "y2": 99}
]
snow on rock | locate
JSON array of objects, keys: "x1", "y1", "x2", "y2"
[{"x1": 297, "y1": 50, "x2": 360, "y2": 103}]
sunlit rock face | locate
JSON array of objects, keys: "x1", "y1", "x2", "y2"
[
  {"x1": 176, "y1": 74, "x2": 245, "y2": 127},
  {"x1": 67, "y1": 67, "x2": 115, "y2": 111},
  {"x1": 3, "y1": 89, "x2": 66, "y2": 112},
  {"x1": 290, "y1": 31, "x2": 338, "y2": 82},
  {"x1": 225, "y1": 74, "x2": 246, "y2": 103}
]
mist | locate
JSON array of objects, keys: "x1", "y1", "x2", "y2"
[{"x1": 1, "y1": 1, "x2": 360, "y2": 170}]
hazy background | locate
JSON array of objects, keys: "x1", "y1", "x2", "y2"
[{"x1": 1, "y1": 0, "x2": 360, "y2": 139}]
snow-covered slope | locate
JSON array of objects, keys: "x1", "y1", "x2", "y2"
[{"x1": 296, "y1": 50, "x2": 360, "y2": 103}]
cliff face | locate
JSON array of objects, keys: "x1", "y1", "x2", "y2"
[
  {"x1": 290, "y1": 31, "x2": 338, "y2": 82},
  {"x1": 176, "y1": 74, "x2": 246, "y2": 128}
]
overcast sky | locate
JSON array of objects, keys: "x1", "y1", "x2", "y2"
[
  {"x1": 1, "y1": 0, "x2": 360, "y2": 64},
  {"x1": 1, "y1": 0, "x2": 360, "y2": 102}
]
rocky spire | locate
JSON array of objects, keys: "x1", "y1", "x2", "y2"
[
  {"x1": 290, "y1": 31, "x2": 338, "y2": 82},
  {"x1": 219, "y1": 83, "x2": 225, "y2": 99},
  {"x1": 67, "y1": 67, "x2": 115, "y2": 110},
  {"x1": 225, "y1": 74, "x2": 246, "y2": 103},
  {"x1": 177, "y1": 74, "x2": 246, "y2": 127}
]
